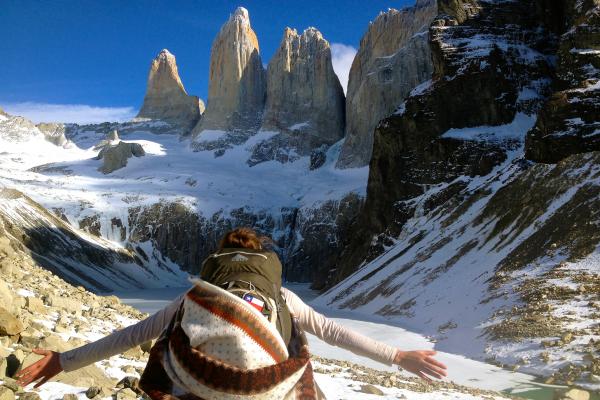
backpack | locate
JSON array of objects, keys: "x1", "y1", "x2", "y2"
[{"x1": 199, "y1": 247, "x2": 293, "y2": 345}]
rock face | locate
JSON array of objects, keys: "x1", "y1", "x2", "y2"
[
  {"x1": 136, "y1": 49, "x2": 204, "y2": 132},
  {"x1": 127, "y1": 194, "x2": 361, "y2": 284},
  {"x1": 192, "y1": 7, "x2": 266, "y2": 137},
  {"x1": 525, "y1": 1, "x2": 600, "y2": 163},
  {"x1": 336, "y1": 0, "x2": 438, "y2": 168},
  {"x1": 250, "y1": 27, "x2": 345, "y2": 165},
  {"x1": 330, "y1": 0, "x2": 556, "y2": 284},
  {"x1": 95, "y1": 140, "x2": 145, "y2": 174},
  {"x1": 36, "y1": 123, "x2": 69, "y2": 147}
]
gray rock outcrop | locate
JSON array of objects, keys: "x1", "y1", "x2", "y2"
[
  {"x1": 136, "y1": 49, "x2": 204, "y2": 132},
  {"x1": 250, "y1": 27, "x2": 345, "y2": 165},
  {"x1": 36, "y1": 123, "x2": 69, "y2": 147},
  {"x1": 95, "y1": 141, "x2": 145, "y2": 174},
  {"x1": 192, "y1": 7, "x2": 266, "y2": 138},
  {"x1": 336, "y1": 0, "x2": 437, "y2": 168}
]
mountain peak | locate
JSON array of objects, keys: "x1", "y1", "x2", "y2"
[
  {"x1": 231, "y1": 6, "x2": 249, "y2": 21},
  {"x1": 136, "y1": 49, "x2": 204, "y2": 131}
]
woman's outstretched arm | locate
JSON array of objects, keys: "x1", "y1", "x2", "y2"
[
  {"x1": 281, "y1": 287, "x2": 447, "y2": 381},
  {"x1": 15, "y1": 293, "x2": 184, "y2": 387}
]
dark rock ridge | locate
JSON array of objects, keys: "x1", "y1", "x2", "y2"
[
  {"x1": 336, "y1": 0, "x2": 438, "y2": 168},
  {"x1": 329, "y1": 0, "x2": 558, "y2": 285},
  {"x1": 136, "y1": 49, "x2": 204, "y2": 133},
  {"x1": 525, "y1": 0, "x2": 600, "y2": 163},
  {"x1": 251, "y1": 27, "x2": 345, "y2": 165},
  {"x1": 126, "y1": 193, "x2": 361, "y2": 284}
]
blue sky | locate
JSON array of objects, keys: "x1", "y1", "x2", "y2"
[{"x1": 0, "y1": 0, "x2": 413, "y2": 123}]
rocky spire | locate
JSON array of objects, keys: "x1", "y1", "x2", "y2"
[
  {"x1": 192, "y1": 7, "x2": 266, "y2": 135},
  {"x1": 136, "y1": 49, "x2": 204, "y2": 131},
  {"x1": 336, "y1": 0, "x2": 437, "y2": 168},
  {"x1": 256, "y1": 27, "x2": 345, "y2": 160}
]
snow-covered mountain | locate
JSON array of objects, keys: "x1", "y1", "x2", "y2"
[{"x1": 1, "y1": 0, "x2": 599, "y2": 395}]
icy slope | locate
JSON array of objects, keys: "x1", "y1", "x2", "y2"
[{"x1": 315, "y1": 150, "x2": 600, "y2": 388}]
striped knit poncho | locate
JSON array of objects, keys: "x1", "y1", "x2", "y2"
[{"x1": 139, "y1": 280, "x2": 319, "y2": 400}]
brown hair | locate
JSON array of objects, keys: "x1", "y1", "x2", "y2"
[{"x1": 218, "y1": 227, "x2": 269, "y2": 250}]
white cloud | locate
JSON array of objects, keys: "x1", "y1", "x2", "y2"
[
  {"x1": 1, "y1": 102, "x2": 137, "y2": 124},
  {"x1": 330, "y1": 43, "x2": 357, "y2": 95}
]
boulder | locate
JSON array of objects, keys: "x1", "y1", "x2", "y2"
[
  {"x1": 358, "y1": 384, "x2": 384, "y2": 395},
  {"x1": 252, "y1": 27, "x2": 344, "y2": 165},
  {"x1": 554, "y1": 388, "x2": 591, "y2": 400},
  {"x1": 94, "y1": 141, "x2": 146, "y2": 174},
  {"x1": 0, "y1": 308, "x2": 23, "y2": 336},
  {"x1": 46, "y1": 295, "x2": 83, "y2": 314},
  {"x1": 0, "y1": 387, "x2": 14, "y2": 400},
  {"x1": 192, "y1": 7, "x2": 266, "y2": 136},
  {"x1": 18, "y1": 393, "x2": 41, "y2": 400},
  {"x1": 0, "y1": 280, "x2": 13, "y2": 311},
  {"x1": 116, "y1": 388, "x2": 137, "y2": 400},
  {"x1": 85, "y1": 386, "x2": 112, "y2": 399},
  {"x1": 136, "y1": 49, "x2": 204, "y2": 132},
  {"x1": 25, "y1": 297, "x2": 45, "y2": 314},
  {"x1": 336, "y1": 0, "x2": 437, "y2": 168}
]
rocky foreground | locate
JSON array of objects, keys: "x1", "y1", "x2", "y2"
[{"x1": 0, "y1": 228, "x2": 596, "y2": 400}]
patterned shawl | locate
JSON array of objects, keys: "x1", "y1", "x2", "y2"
[{"x1": 139, "y1": 280, "x2": 318, "y2": 400}]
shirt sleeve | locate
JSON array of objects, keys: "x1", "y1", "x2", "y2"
[
  {"x1": 59, "y1": 294, "x2": 184, "y2": 372},
  {"x1": 281, "y1": 287, "x2": 398, "y2": 366}
]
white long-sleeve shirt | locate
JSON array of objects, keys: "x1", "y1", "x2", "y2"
[{"x1": 59, "y1": 287, "x2": 398, "y2": 371}]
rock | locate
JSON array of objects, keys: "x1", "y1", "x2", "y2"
[
  {"x1": 38, "y1": 335, "x2": 71, "y2": 352},
  {"x1": 192, "y1": 7, "x2": 266, "y2": 136},
  {"x1": 116, "y1": 376, "x2": 141, "y2": 394},
  {"x1": 554, "y1": 388, "x2": 591, "y2": 400},
  {"x1": 115, "y1": 388, "x2": 137, "y2": 400},
  {"x1": 95, "y1": 141, "x2": 146, "y2": 174},
  {"x1": 46, "y1": 296, "x2": 83, "y2": 314},
  {"x1": 253, "y1": 27, "x2": 344, "y2": 165},
  {"x1": 122, "y1": 345, "x2": 143, "y2": 360},
  {"x1": 0, "y1": 280, "x2": 13, "y2": 311},
  {"x1": 0, "y1": 387, "x2": 14, "y2": 400},
  {"x1": 136, "y1": 49, "x2": 204, "y2": 132},
  {"x1": 36, "y1": 123, "x2": 69, "y2": 147},
  {"x1": 0, "y1": 308, "x2": 23, "y2": 336},
  {"x1": 0, "y1": 356, "x2": 7, "y2": 379},
  {"x1": 17, "y1": 393, "x2": 41, "y2": 400},
  {"x1": 358, "y1": 384, "x2": 384, "y2": 395},
  {"x1": 337, "y1": 0, "x2": 437, "y2": 168},
  {"x1": 1, "y1": 377, "x2": 21, "y2": 392},
  {"x1": 25, "y1": 297, "x2": 45, "y2": 314},
  {"x1": 62, "y1": 394, "x2": 78, "y2": 400},
  {"x1": 85, "y1": 386, "x2": 112, "y2": 399}
]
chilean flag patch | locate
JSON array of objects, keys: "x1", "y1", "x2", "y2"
[{"x1": 243, "y1": 294, "x2": 265, "y2": 312}]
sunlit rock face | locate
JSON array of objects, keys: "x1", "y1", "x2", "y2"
[
  {"x1": 192, "y1": 7, "x2": 266, "y2": 137},
  {"x1": 336, "y1": 0, "x2": 437, "y2": 168},
  {"x1": 250, "y1": 27, "x2": 345, "y2": 166},
  {"x1": 136, "y1": 49, "x2": 204, "y2": 132}
]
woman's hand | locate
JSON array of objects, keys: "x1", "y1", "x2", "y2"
[
  {"x1": 14, "y1": 349, "x2": 64, "y2": 388},
  {"x1": 393, "y1": 349, "x2": 447, "y2": 381}
]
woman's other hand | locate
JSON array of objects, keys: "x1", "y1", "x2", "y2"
[
  {"x1": 14, "y1": 349, "x2": 64, "y2": 388},
  {"x1": 393, "y1": 349, "x2": 447, "y2": 381}
]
